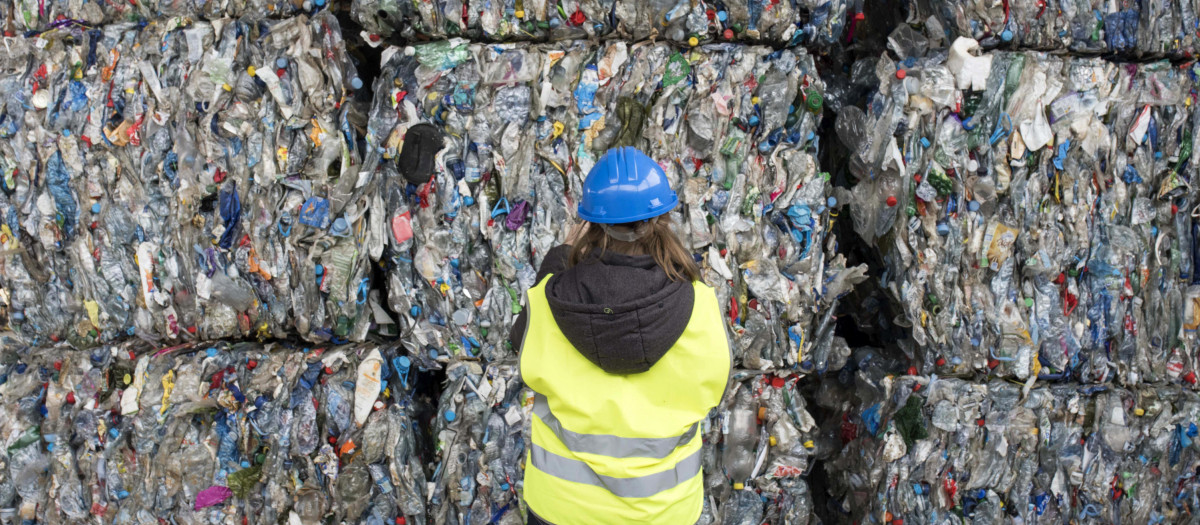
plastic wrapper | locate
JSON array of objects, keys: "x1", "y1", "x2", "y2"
[
  {"x1": 819, "y1": 370, "x2": 1200, "y2": 524},
  {"x1": 351, "y1": 0, "x2": 851, "y2": 48},
  {"x1": 0, "y1": 14, "x2": 378, "y2": 347},
  {"x1": 837, "y1": 33, "x2": 1200, "y2": 391}
]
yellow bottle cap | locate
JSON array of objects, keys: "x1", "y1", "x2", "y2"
[
  {"x1": 688, "y1": 36, "x2": 699, "y2": 46},
  {"x1": 1134, "y1": 408, "x2": 1145, "y2": 416},
  {"x1": 515, "y1": 9, "x2": 524, "y2": 18},
  {"x1": 247, "y1": 66, "x2": 257, "y2": 76},
  {"x1": 223, "y1": 83, "x2": 232, "y2": 92},
  {"x1": 751, "y1": 96, "x2": 760, "y2": 104},
  {"x1": 733, "y1": 483, "x2": 744, "y2": 490},
  {"x1": 803, "y1": 440, "x2": 814, "y2": 448},
  {"x1": 769, "y1": 436, "x2": 777, "y2": 447}
]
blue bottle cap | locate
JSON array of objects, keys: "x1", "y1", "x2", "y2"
[
  {"x1": 276, "y1": 57, "x2": 288, "y2": 68},
  {"x1": 241, "y1": 461, "x2": 251, "y2": 468},
  {"x1": 444, "y1": 410, "x2": 456, "y2": 422},
  {"x1": 968, "y1": 200, "x2": 980, "y2": 212},
  {"x1": 748, "y1": 115, "x2": 759, "y2": 126},
  {"x1": 314, "y1": 0, "x2": 325, "y2": 5},
  {"x1": 717, "y1": 10, "x2": 727, "y2": 21},
  {"x1": 827, "y1": 197, "x2": 837, "y2": 208},
  {"x1": 315, "y1": 264, "x2": 325, "y2": 276},
  {"x1": 937, "y1": 223, "x2": 950, "y2": 236},
  {"x1": 351, "y1": 77, "x2": 363, "y2": 90},
  {"x1": 206, "y1": 348, "x2": 218, "y2": 357},
  {"x1": 1001, "y1": 30, "x2": 1013, "y2": 42},
  {"x1": 118, "y1": 490, "x2": 130, "y2": 499},
  {"x1": 428, "y1": 349, "x2": 439, "y2": 360},
  {"x1": 91, "y1": 203, "x2": 101, "y2": 213},
  {"x1": 398, "y1": 356, "x2": 411, "y2": 370}
]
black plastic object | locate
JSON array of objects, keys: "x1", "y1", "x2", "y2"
[{"x1": 398, "y1": 123, "x2": 445, "y2": 185}]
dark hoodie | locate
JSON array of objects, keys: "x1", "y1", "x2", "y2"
[{"x1": 508, "y1": 244, "x2": 695, "y2": 374}]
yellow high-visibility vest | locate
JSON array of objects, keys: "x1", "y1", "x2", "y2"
[{"x1": 520, "y1": 275, "x2": 730, "y2": 524}]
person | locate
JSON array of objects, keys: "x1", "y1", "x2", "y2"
[{"x1": 510, "y1": 147, "x2": 732, "y2": 524}]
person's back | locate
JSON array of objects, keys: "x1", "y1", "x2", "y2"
[{"x1": 511, "y1": 148, "x2": 732, "y2": 524}]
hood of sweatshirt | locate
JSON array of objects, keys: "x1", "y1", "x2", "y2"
[{"x1": 544, "y1": 249, "x2": 694, "y2": 374}]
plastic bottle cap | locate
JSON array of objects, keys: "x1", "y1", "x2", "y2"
[
  {"x1": 733, "y1": 482, "x2": 744, "y2": 490},
  {"x1": 1135, "y1": 408, "x2": 1145, "y2": 416},
  {"x1": 398, "y1": 356, "x2": 411, "y2": 370},
  {"x1": 768, "y1": 436, "x2": 777, "y2": 446},
  {"x1": 757, "y1": 406, "x2": 767, "y2": 420},
  {"x1": 723, "y1": 29, "x2": 733, "y2": 39},
  {"x1": 444, "y1": 410, "x2": 456, "y2": 422},
  {"x1": 751, "y1": 96, "x2": 760, "y2": 105},
  {"x1": 895, "y1": 69, "x2": 906, "y2": 79},
  {"x1": 1001, "y1": 30, "x2": 1013, "y2": 42},
  {"x1": 1025, "y1": 298, "x2": 1034, "y2": 307},
  {"x1": 91, "y1": 203, "x2": 101, "y2": 213},
  {"x1": 803, "y1": 440, "x2": 814, "y2": 448},
  {"x1": 247, "y1": 66, "x2": 257, "y2": 76},
  {"x1": 886, "y1": 196, "x2": 898, "y2": 207},
  {"x1": 314, "y1": 0, "x2": 325, "y2": 5},
  {"x1": 351, "y1": 77, "x2": 364, "y2": 89},
  {"x1": 717, "y1": 10, "x2": 727, "y2": 21},
  {"x1": 968, "y1": 201, "x2": 980, "y2": 212},
  {"x1": 688, "y1": 37, "x2": 699, "y2": 46},
  {"x1": 515, "y1": 9, "x2": 524, "y2": 17},
  {"x1": 315, "y1": 264, "x2": 325, "y2": 276},
  {"x1": 276, "y1": 57, "x2": 288, "y2": 68},
  {"x1": 827, "y1": 197, "x2": 837, "y2": 208}
]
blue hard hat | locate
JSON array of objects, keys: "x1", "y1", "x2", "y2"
[{"x1": 578, "y1": 147, "x2": 678, "y2": 224}]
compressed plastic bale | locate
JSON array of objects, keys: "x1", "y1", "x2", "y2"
[
  {"x1": 904, "y1": 0, "x2": 1200, "y2": 58},
  {"x1": 818, "y1": 371, "x2": 1200, "y2": 524},
  {"x1": 834, "y1": 35, "x2": 1200, "y2": 391},
  {"x1": 351, "y1": 0, "x2": 849, "y2": 48},
  {"x1": 0, "y1": 14, "x2": 386, "y2": 347},
  {"x1": 0, "y1": 0, "x2": 326, "y2": 30},
  {"x1": 367, "y1": 40, "x2": 863, "y2": 377},
  {"x1": 0, "y1": 338, "x2": 456, "y2": 523}
]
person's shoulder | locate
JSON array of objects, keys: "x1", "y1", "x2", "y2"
[{"x1": 537, "y1": 244, "x2": 572, "y2": 278}]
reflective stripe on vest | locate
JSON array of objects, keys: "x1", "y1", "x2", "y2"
[
  {"x1": 529, "y1": 444, "x2": 702, "y2": 499},
  {"x1": 532, "y1": 393, "x2": 698, "y2": 459},
  {"x1": 520, "y1": 274, "x2": 730, "y2": 525}
]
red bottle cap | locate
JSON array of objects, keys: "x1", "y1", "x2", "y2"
[{"x1": 886, "y1": 196, "x2": 898, "y2": 207}]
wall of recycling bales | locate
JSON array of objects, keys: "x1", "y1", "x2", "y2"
[
  {"x1": 0, "y1": 0, "x2": 866, "y2": 522},
  {"x1": 6, "y1": 0, "x2": 1200, "y2": 524}
]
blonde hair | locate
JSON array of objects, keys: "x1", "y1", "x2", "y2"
[{"x1": 568, "y1": 215, "x2": 700, "y2": 282}]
